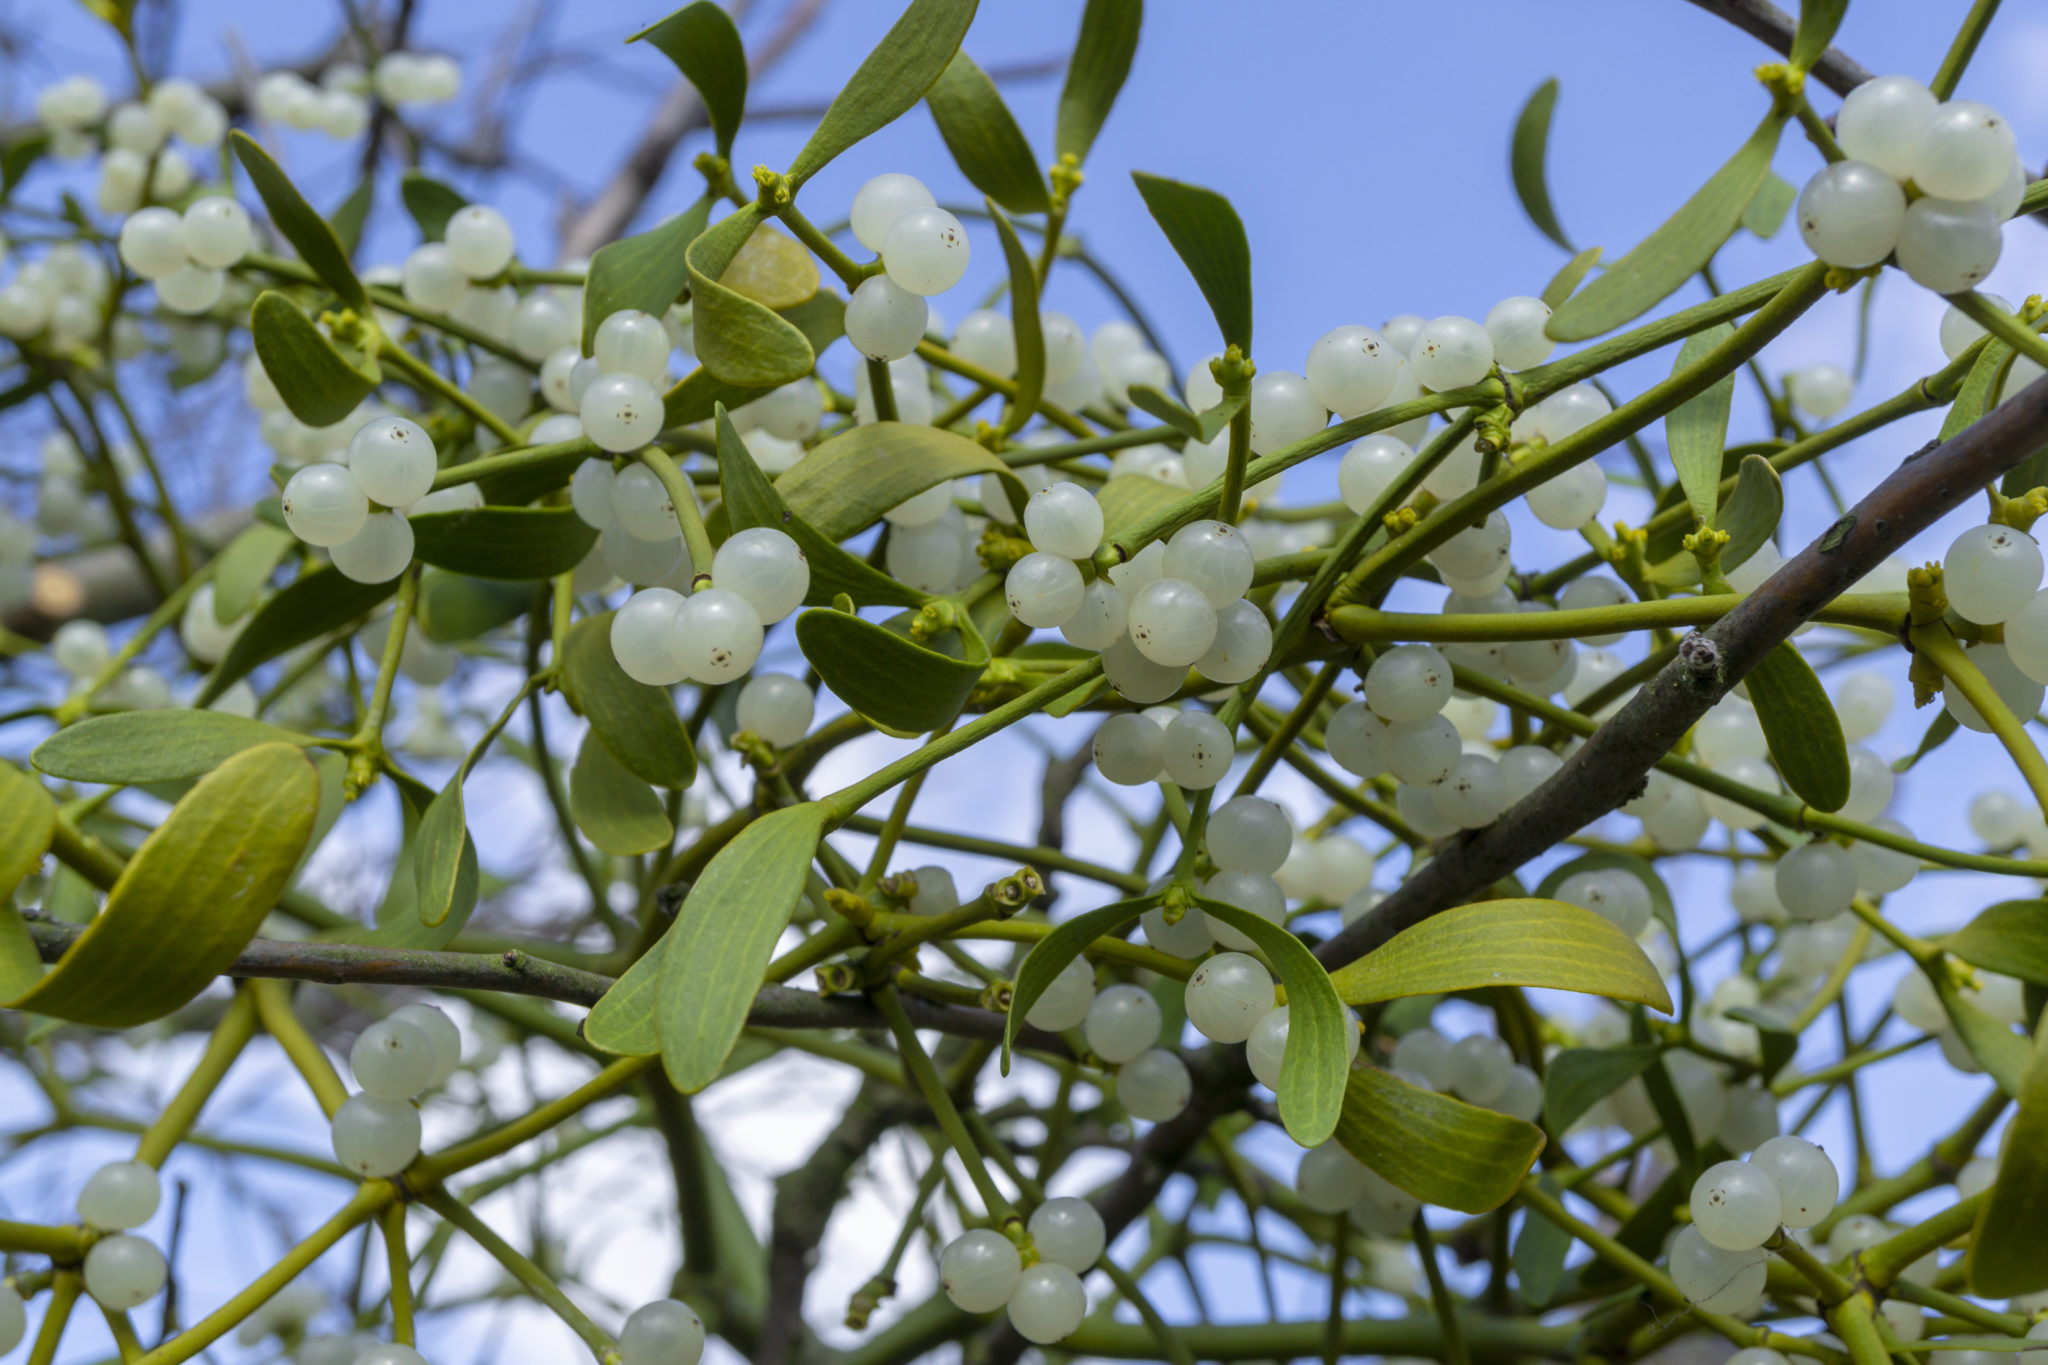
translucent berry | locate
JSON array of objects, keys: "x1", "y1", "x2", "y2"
[
  {"x1": 1006, "y1": 1263, "x2": 1085, "y2": 1344},
  {"x1": 401, "y1": 243, "x2": 467, "y2": 311},
  {"x1": 1750, "y1": 1135, "x2": 1839, "y2": 1228},
  {"x1": 118, "y1": 207, "x2": 188, "y2": 279},
  {"x1": 940, "y1": 1229, "x2": 1021, "y2": 1313},
  {"x1": 445, "y1": 204, "x2": 516, "y2": 278},
  {"x1": 1836, "y1": 75, "x2": 1938, "y2": 177},
  {"x1": 1691, "y1": 1159, "x2": 1782, "y2": 1251},
  {"x1": 1382, "y1": 714, "x2": 1459, "y2": 787},
  {"x1": 850, "y1": 172, "x2": 936, "y2": 252},
  {"x1": 1116, "y1": 1047, "x2": 1191, "y2": 1121},
  {"x1": 1184, "y1": 951, "x2": 1275, "y2": 1044},
  {"x1": 1207, "y1": 796, "x2": 1291, "y2": 873},
  {"x1": 1483, "y1": 296, "x2": 1555, "y2": 370},
  {"x1": 1305, "y1": 324, "x2": 1399, "y2": 417},
  {"x1": 1093, "y1": 712, "x2": 1164, "y2": 785},
  {"x1": 1894, "y1": 196, "x2": 2001, "y2": 294},
  {"x1": 712, "y1": 526, "x2": 809, "y2": 623},
  {"x1": 1140, "y1": 904, "x2": 1214, "y2": 959},
  {"x1": 1445, "y1": 1034, "x2": 1513, "y2": 1105},
  {"x1": 1127, "y1": 577, "x2": 1218, "y2": 668},
  {"x1": 1026, "y1": 957, "x2": 1095, "y2": 1032},
  {"x1": 581, "y1": 372, "x2": 665, "y2": 453},
  {"x1": 84, "y1": 1234, "x2": 167, "y2": 1310},
  {"x1": 736, "y1": 673, "x2": 814, "y2": 747},
  {"x1": 1338, "y1": 435, "x2": 1413, "y2": 516},
  {"x1": 592, "y1": 309, "x2": 672, "y2": 384},
  {"x1": 1084, "y1": 983, "x2": 1161, "y2": 1064},
  {"x1": 1197, "y1": 599, "x2": 1272, "y2": 684},
  {"x1": 1297, "y1": 1141, "x2": 1371, "y2": 1215},
  {"x1": 1775, "y1": 840, "x2": 1856, "y2": 922},
  {"x1": 1326, "y1": 701, "x2": 1389, "y2": 777},
  {"x1": 1062, "y1": 578, "x2": 1127, "y2": 651},
  {"x1": 77, "y1": 1160, "x2": 161, "y2": 1230},
  {"x1": 1028, "y1": 1197, "x2": 1105, "y2": 1273},
  {"x1": 1163, "y1": 520, "x2": 1253, "y2": 608},
  {"x1": 675, "y1": 589, "x2": 763, "y2": 683},
  {"x1": 620, "y1": 1299, "x2": 706, "y2": 1365},
  {"x1": 610, "y1": 587, "x2": 689, "y2": 686},
  {"x1": 569, "y1": 459, "x2": 616, "y2": 529},
  {"x1": 881, "y1": 206, "x2": 969, "y2": 295},
  {"x1": 1006, "y1": 552, "x2": 1086, "y2": 628},
  {"x1": 1795, "y1": 161, "x2": 1907, "y2": 268},
  {"x1": 330, "y1": 1094, "x2": 422, "y2": 1177},
  {"x1": 1911, "y1": 100, "x2": 2015, "y2": 201},
  {"x1": 1409, "y1": 315, "x2": 1493, "y2": 390},
  {"x1": 351, "y1": 1017, "x2": 437, "y2": 1099},
  {"x1": 330, "y1": 511, "x2": 414, "y2": 584},
  {"x1": 388, "y1": 1003, "x2": 461, "y2": 1087},
  {"x1": 1943, "y1": 524, "x2": 2042, "y2": 625},
  {"x1": 348, "y1": 415, "x2": 436, "y2": 508},
  {"x1": 1669, "y1": 1224, "x2": 1766, "y2": 1313}
]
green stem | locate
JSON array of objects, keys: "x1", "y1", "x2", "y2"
[
  {"x1": 417, "y1": 1055, "x2": 657, "y2": 1182},
  {"x1": 418, "y1": 1190, "x2": 620, "y2": 1362},
  {"x1": 249, "y1": 980, "x2": 350, "y2": 1117},
  {"x1": 1861, "y1": 1192, "x2": 1985, "y2": 1288},
  {"x1": 1912, "y1": 624, "x2": 2048, "y2": 821},
  {"x1": 635, "y1": 447, "x2": 715, "y2": 588},
  {"x1": 378, "y1": 337, "x2": 522, "y2": 444},
  {"x1": 865, "y1": 356, "x2": 900, "y2": 423},
  {"x1": 836, "y1": 814, "x2": 1147, "y2": 892},
  {"x1": 349, "y1": 567, "x2": 420, "y2": 755},
  {"x1": 131, "y1": 1184, "x2": 394, "y2": 1365},
  {"x1": 26, "y1": 1272, "x2": 80, "y2": 1365},
  {"x1": 0, "y1": 1221, "x2": 84, "y2": 1260},
  {"x1": 1949, "y1": 290, "x2": 2048, "y2": 374},
  {"x1": 1217, "y1": 394, "x2": 1253, "y2": 523},
  {"x1": 1767, "y1": 1228, "x2": 1853, "y2": 1303},
  {"x1": 769, "y1": 195, "x2": 870, "y2": 290},
  {"x1": 1335, "y1": 592, "x2": 1903, "y2": 644},
  {"x1": 1413, "y1": 1213, "x2": 1470, "y2": 1365},
  {"x1": 916, "y1": 340, "x2": 1092, "y2": 437},
  {"x1": 380, "y1": 1204, "x2": 415, "y2": 1345},
  {"x1": 1930, "y1": 0, "x2": 2003, "y2": 98},
  {"x1": 101, "y1": 1304, "x2": 143, "y2": 1363},
  {"x1": 102, "y1": 378, "x2": 193, "y2": 579},
  {"x1": 54, "y1": 564, "x2": 210, "y2": 723},
  {"x1": 822, "y1": 657, "x2": 1103, "y2": 821},
  {"x1": 1828, "y1": 1293, "x2": 1892, "y2": 1365},
  {"x1": 430, "y1": 433, "x2": 598, "y2": 492},
  {"x1": 135, "y1": 986, "x2": 260, "y2": 1166},
  {"x1": 871, "y1": 986, "x2": 1014, "y2": 1224},
  {"x1": 240, "y1": 251, "x2": 527, "y2": 363}
]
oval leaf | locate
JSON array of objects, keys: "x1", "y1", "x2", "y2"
[
  {"x1": 1790, "y1": 0, "x2": 1850, "y2": 73},
  {"x1": 1945, "y1": 900, "x2": 2048, "y2": 988},
  {"x1": 586, "y1": 932, "x2": 667, "y2": 1056},
  {"x1": 1719, "y1": 453, "x2": 1784, "y2": 571},
  {"x1": 1511, "y1": 78, "x2": 1572, "y2": 251},
  {"x1": 0, "y1": 763, "x2": 55, "y2": 904},
  {"x1": 1131, "y1": 171, "x2": 1252, "y2": 353},
  {"x1": 365, "y1": 772, "x2": 478, "y2": 951},
  {"x1": 1742, "y1": 169, "x2": 1796, "y2": 239},
  {"x1": 1055, "y1": 0, "x2": 1141, "y2": 166},
  {"x1": 687, "y1": 206, "x2": 815, "y2": 388},
  {"x1": 927, "y1": 51, "x2": 1049, "y2": 215},
  {"x1": 399, "y1": 171, "x2": 467, "y2": 242},
  {"x1": 775, "y1": 421, "x2": 1024, "y2": 541},
  {"x1": 251, "y1": 291, "x2": 379, "y2": 427},
  {"x1": 230, "y1": 132, "x2": 366, "y2": 307},
  {"x1": 719, "y1": 223, "x2": 819, "y2": 310},
  {"x1": 1195, "y1": 895, "x2": 1348, "y2": 1148},
  {"x1": 1002, "y1": 894, "x2": 1160, "y2": 1071},
  {"x1": 562, "y1": 611, "x2": 697, "y2": 789},
  {"x1": 1334, "y1": 1067, "x2": 1545, "y2": 1214},
  {"x1": 1665, "y1": 322, "x2": 1737, "y2": 531},
  {"x1": 656, "y1": 802, "x2": 827, "y2": 1091},
  {"x1": 785, "y1": 0, "x2": 978, "y2": 189},
  {"x1": 34, "y1": 711, "x2": 310, "y2": 785},
  {"x1": 583, "y1": 193, "x2": 714, "y2": 356},
  {"x1": 1546, "y1": 109, "x2": 1786, "y2": 342},
  {"x1": 211, "y1": 522, "x2": 296, "y2": 624},
  {"x1": 1541, "y1": 1043, "x2": 1663, "y2": 1137},
  {"x1": 410, "y1": 506, "x2": 598, "y2": 580},
  {"x1": 1744, "y1": 643, "x2": 1850, "y2": 812},
  {"x1": 632, "y1": 1, "x2": 748, "y2": 159},
  {"x1": 989, "y1": 204, "x2": 1044, "y2": 440},
  {"x1": 412, "y1": 777, "x2": 476, "y2": 931},
  {"x1": 1940, "y1": 975, "x2": 2030, "y2": 1097},
  {"x1": 1328, "y1": 898, "x2": 1673, "y2": 1014},
  {"x1": 9, "y1": 744, "x2": 318, "y2": 1027},
  {"x1": 1540, "y1": 245, "x2": 1603, "y2": 309},
  {"x1": 199, "y1": 565, "x2": 400, "y2": 705},
  {"x1": 1967, "y1": 1024, "x2": 2048, "y2": 1296},
  {"x1": 796, "y1": 607, "x2": 987, "y2": 735},
  {"x1": 714, "y1": 407, "x2": 923, "y2": 609},
  {"x1": 570, "y1": 728, "x2": 675, "y2": 856}
]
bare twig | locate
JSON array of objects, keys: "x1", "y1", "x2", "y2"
[{"x1": 1315, "y1": 371, "x2": 2048, "y2": 971}]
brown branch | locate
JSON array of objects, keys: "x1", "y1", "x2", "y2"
[
  {"x1": 1315, "y1": 370, "x2": 2048, "y2": 971},
  {"x1": 1681, "y1": 0, "x2": 1874, "y2": 96},
  {"x1": 20, "y1": 917, "x2": 1069, "y2": 1050}
]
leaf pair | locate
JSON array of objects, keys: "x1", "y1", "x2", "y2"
[{"x1": 561, "y1": 610, "x2": 697, "y2": 852}]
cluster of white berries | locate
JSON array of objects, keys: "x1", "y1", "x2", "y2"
[
  {"x1": 1670, "y1": 1137, "x2": 1838, "y2": 1312},
  {"x1": 0, "y1": 242, "x2": 118, "y2": 347},
  {"x1": 841, "y1": 173, "x2": 971, "y2": 362},
  {"x1": 402, "y1": 206, "x2": 520, "y2": 314},
  {"x1": 329, "y1": 1003, "x2": 461, "y2": 1178},
  {"x1": 1797, "y1": 75, "x2": 2024, "y2": 292},
  {"x1": 605, "y1": 526, "x2": 809, "y2": 689},
  {"x1": 1024, "y1": 967, "x2": 1190, "y2": 1123},
  {"x1": 938, "y1": 1197, "x2": 1104, "y2": 1344},
  {"x1": 76, "y1": 1160, "x2": 168, "y2": 1312},
  {"x1": 117, "y1": 196, "x2": 253, "y2": 315},
  {"x1": 1387, "y1": 1026, "x2": 1545, "y2": 1121},
  {"x1": 34, "y1": 76, "x2": 224, "y2": 214},
  {"x1": 282, "y1": 416, "x2": 451, "y2": 583}
]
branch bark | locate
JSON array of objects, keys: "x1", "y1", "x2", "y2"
[
  {"x1": 1315, "y1": 371, "x2": 2048, "y2": 971},
  {"x1": 1681, "y1": 0, "x2": 1874, "y2": 96}
]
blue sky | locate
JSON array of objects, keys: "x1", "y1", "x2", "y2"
[{"x1": 4, "y1": 1, "x2": 2047, "y2": 1360}]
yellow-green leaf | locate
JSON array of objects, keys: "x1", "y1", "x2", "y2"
[
  {"x1": 686, "y1": 205, "x2": 815, "y2": 388},
  {"x1": 585, "y1": 932, "x2": 668, "y2": 1056},
  {"x1": 719, "y1": 223, "x2": 818, "y2": 310},
  {"x1": 251, "y1": 291, "x2": 380, "y2": 427},
  {"x1": 210, "y1": 522, "x2": 295, "y2": 623},
  {"x1": 1744, "y1": 643, "x2": 1850, "y2": 812},
  {"x1": 714, "y1": 407, "x2": 923, "y2": 610},
  {"x1": 0, "y1": 761, "x2": 55, "y2": 918},
  {"x1": 583, "y1": 193, "x2": 713, "y2": 356},
  {"x1": 410, "y1": 506, "x2": 598, "y2": 581},
  {"x1": 632, "y1": 1, "x2": 748, "y2": 160},
  {"x1": 562, "y1": 612, "x2": 697, "y2": 789},
  {"x1": 33, "y1": 711, "x2": 310, "y2": 785},
  {"x1": 1002, "y1": 894, "x2": 1159, "y2": 1071},
  {"x1": 1131, "y1": 171, "x2": 1252, "y2": 353},
  {"x1": 1540, "y1": 245, "x2": 1602, "y2": 309},
  {"x1": 199, "y1": 565, "x2": 399, "y2": 706},
  {"x1": 1664, "y1": 322, "x2": 1737, "y2": 531},
  {"x1": 1511, "y1": 78, "x2": 1572, "y2": 251},
  {"x1": 1719, "y1": 452, "x2": 1784, "y2": 571},
  {"x1": 1945, "y1": 900, "x2": 2048, "y2": 987},
  {"x1": 570, "y1": 729, "x2": 674, "y2": 856},
  {"x1": 1335, "y1": 1067, "x2": 1545, "y2": 1214},
  {"x1": 1054, "y1": 0, "x2": 1141, "y2": 166},
  {"x1": 1541, "y1": 1043, "x2": 1663, "y2": 1136},
  {"x1": 1547, "y1": 109, "x2": 1787, "y2": 342},
  {"x1": 1195, "y1": 895, "x2": 1349, "y2": 1148},
  {"x1": 1329, "y1": 898, "x2": 1672, "y2": 1014},
  {"x1": 656, "y1": 803, "x2": 827, "y2": 1091},
  {"x1": 1742, "y1": 169, "x2": 1796, "y2": 239},
  {"x1": 1095, "y1": 473, "x2": 1187, "y2": 541},
  {"x1": 413, "y1": 777, "x2": 476, "y2": 931},
  {"x1": 8, "y1": 744, "x2": 317, "y2": 1027},
  {"x1": 1968, "y1": 1023, "x2": 2048, "y2": 1295},
  {"x1": 988, "y1": 203, "x2": 1043, "y2": 441},
  {"x1": 1789, "y1": 0, "x2": 1849, "y2": 73},
  {"x1": 776, "y1": 421, "x2": 1025, "y2": 541},
  {"x1": 795, "y1": 607, "x2": 988, "y2": 735},
  {"x1": 926, "y1": 51, "x2": 1049, "y2": 215},
  {"x1": 784, "y1": 0, "x2": 978, "y2": 189},
  {"x1": 230, "y1": 133, "x2": 366, "y2": 307},
  {"x1": 1939, "y1": 975, "x2": 2030, "y2": 1096}
]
